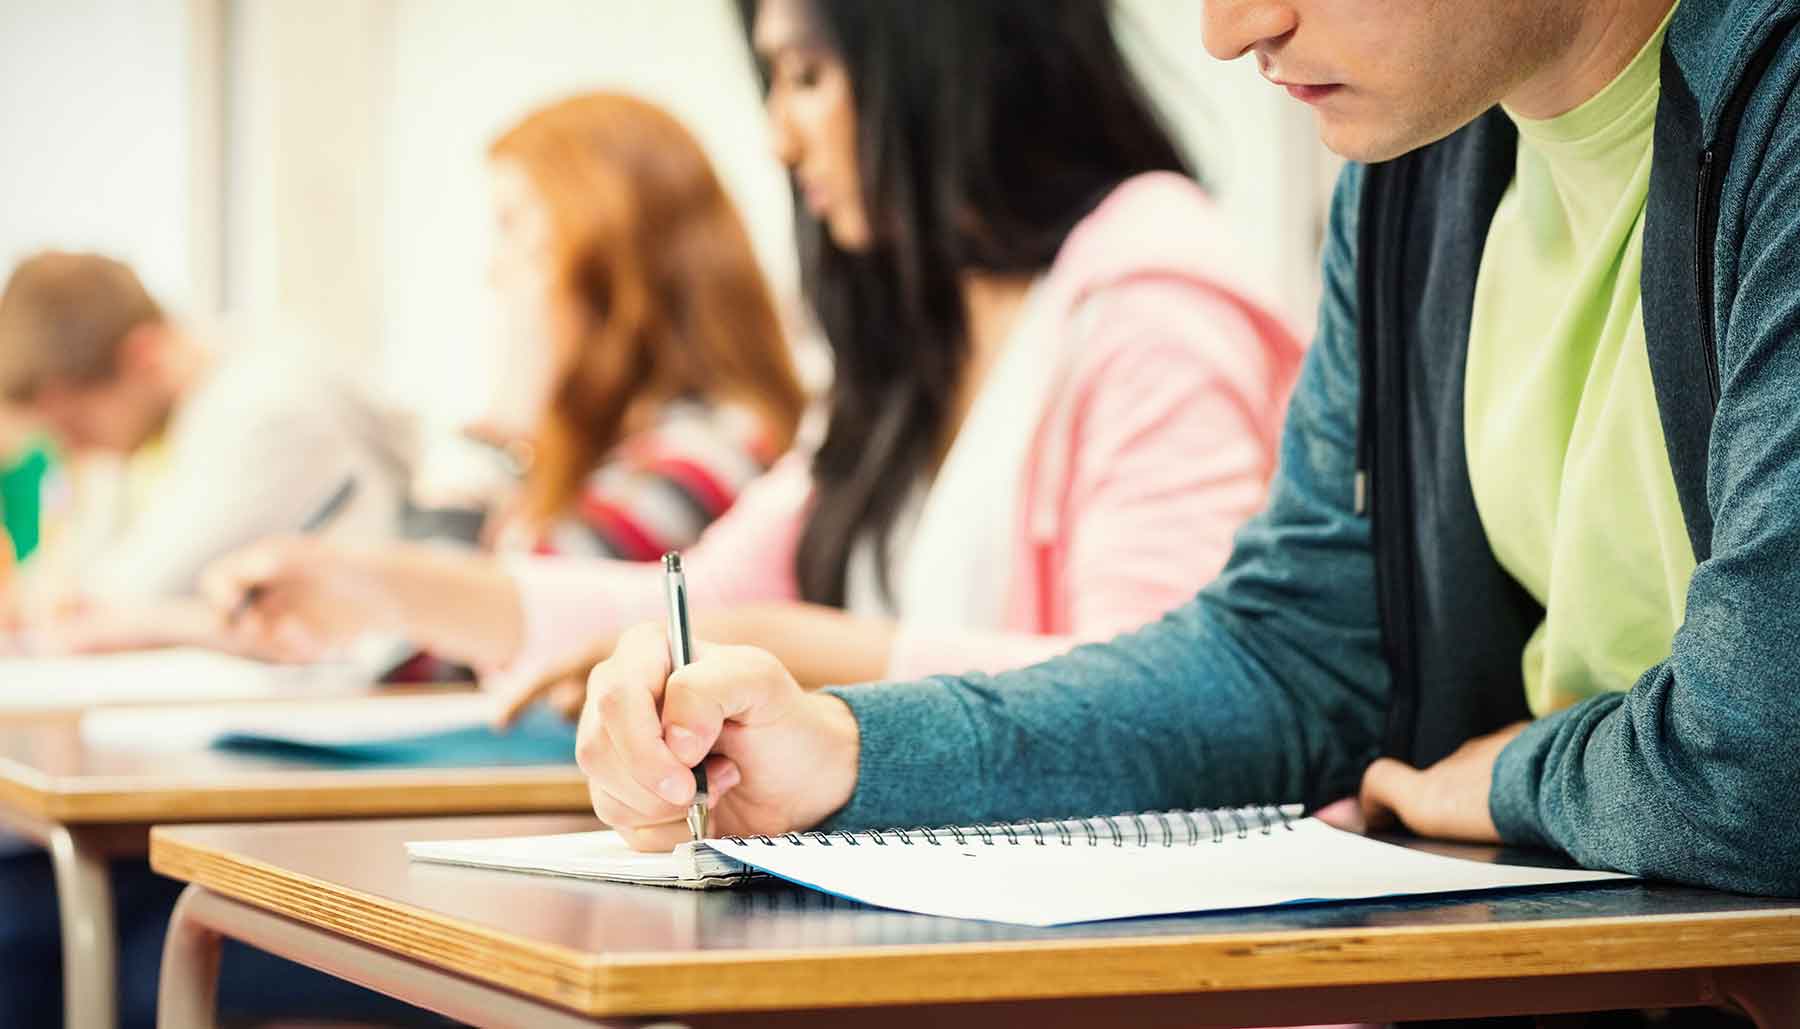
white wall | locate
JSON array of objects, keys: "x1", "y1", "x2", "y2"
[
  {"x1": 213, "y1": 0, "x2": 1333, "y2": 437},
  {"x1": 0, "y1": 0, "x2": 216, "y2": 311},
  {"x1": 225, "y1": 0, "x2": 388, "y2": 360},
  {"x1": 372, "y1": 0, "x2": 795, "y2": 429},
  {"x1": 1116, "y1": 0, "x2": 1329, "y2": 323},
  {"x1": 0, "y1": 1, "x2": 1330, "y2": 406}
]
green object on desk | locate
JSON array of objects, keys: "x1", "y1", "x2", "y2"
[
  {"x1": 0, "y1": 440, "x2": 52, "y2": 562},
  {"x1": 212, "y1": 706, "x2": 577, "y2": 768}
]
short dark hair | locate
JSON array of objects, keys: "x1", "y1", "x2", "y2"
[{"x1": 0, "y1": 252, "x2": 165, "y2": 402}]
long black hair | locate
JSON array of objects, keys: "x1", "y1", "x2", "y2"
[{"x1": 742, "y1": 0, "x2": 1191, "y2": 606}]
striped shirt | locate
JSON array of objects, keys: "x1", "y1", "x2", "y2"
[{"x1": 514, "y1": 401, "x2": 778, "y2": 562}]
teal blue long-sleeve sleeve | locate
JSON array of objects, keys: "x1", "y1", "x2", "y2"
[
  {"x1": 829, "y1": 24, "x2": 1800, "y2": 903},
  {"x1": 1490, "y1": 33, "x2": 1800, "y2": 896},
  {"x1": 823, "y1": 165, "x2": 1391, "y2": 830},
  {"x1": 818, "y1": 8, "x2": 1800, "y2": 905}
]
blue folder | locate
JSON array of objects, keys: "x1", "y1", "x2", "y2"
[{"x1": 211, "y1": 706, "x2": 577, "y2": 768}]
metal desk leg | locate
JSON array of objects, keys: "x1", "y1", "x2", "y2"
[
  {"x1": 157, "y1": 887, "x2": 221, "y2": 1029},
  {"x1": 159, "y1": 885, "x2": 682, "y2": 1029},
  {"x1": 1716, "y1": 964, "x2": 1800, "y2": 1028},
  {"x1": 48, "y1": 825, "x2": 118, "y2": 1029}
]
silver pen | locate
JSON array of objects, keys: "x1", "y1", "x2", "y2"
[{"x1": 663, "y1": 552, "x2": 708, "y2": 841}]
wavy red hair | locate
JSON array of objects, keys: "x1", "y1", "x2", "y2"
[{"x1": 490, "y1": 92, "x2": 805, "y2": 524}]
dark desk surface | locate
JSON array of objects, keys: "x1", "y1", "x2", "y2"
[{"x1": 150, "y1": 813, "x2": 1800, "y2": 1020}]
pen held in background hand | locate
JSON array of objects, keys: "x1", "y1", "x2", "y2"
[
  {"x1": 229, "y1": 477, "x2": 360, "y2": 624},
  {"x1": 664, "y1": 551, "x2": 708, "y2": 841}
]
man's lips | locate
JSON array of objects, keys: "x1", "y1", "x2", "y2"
[{"x1": 1281, "y1": 82, "x2": 1343, "y2": 104}]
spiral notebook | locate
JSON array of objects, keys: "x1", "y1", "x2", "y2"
[{"x1": 407, "y1": 805, "x2": 1631, "y2": 926}]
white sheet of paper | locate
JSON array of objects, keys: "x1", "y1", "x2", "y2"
[
  {"x1": 407, "y1": 830, "x2": 747, "y2": 888},
  {"x1": 707, "y1": 818, "x2": 1632, "y2": 926},
  {"x1": 0, "y1": 648, "x2": 371, "y2": 711},
  {"x1": 77, "y1": 692, "x2": 496, "y2": 751}
]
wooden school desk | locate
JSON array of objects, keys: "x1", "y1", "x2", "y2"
[
  {"x1": 150, "y1": 815, "x2": 1800, "y2": 1028},
  {"x1": 0, "y1": 695, "x2": 589, "y2": 1029}
]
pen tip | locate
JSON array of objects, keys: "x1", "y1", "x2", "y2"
[{"x1": 662, "y1": 552, "x2": 683, "y2": 574}]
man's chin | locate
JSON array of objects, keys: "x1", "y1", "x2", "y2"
[
  {"x1": 1315, "y1": 107, "x2": 1489, "y2": 164},
  {"x1": 1315, "y1": 116, "x2": 1417, "y2": 164}
]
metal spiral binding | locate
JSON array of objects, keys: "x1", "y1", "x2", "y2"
[
  {"x1": 1129, "y1": 813, "x2": 1150, "y2": 847},
  {"x1": 801, "y1": 829, "x2": 860, "y2": 846},
  {"x1": 1204, "y1": 808, "x2": 1225, "y2": 842},
  {"x1": 1103, "y1": 817, "x2": 1125, "y2": 847},
  {"x1": 1178, "y1": 810, "x2": 1201, "y2": 843},
  {"x1": 725, "y1": 806, "x2": 1299, "y2": 848}
]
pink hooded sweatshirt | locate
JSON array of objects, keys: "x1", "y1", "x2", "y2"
[{"x1": 499, "y1": 172, "x2": 1304, "y2": 685}]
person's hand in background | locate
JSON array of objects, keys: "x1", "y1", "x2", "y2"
[
  {"x1": 202, "y1": 538, "x2": 525, "y2": 668},
  {"x1": 492, "y1": 642, "x2": 611, "y2": 729},
  {"x1": 202, "y1": 537, "x2": 406, "y2": 662}
]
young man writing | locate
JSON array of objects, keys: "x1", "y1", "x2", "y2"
[{"x1": 0, "y1": 252, "x2": 410, "y2": 650}]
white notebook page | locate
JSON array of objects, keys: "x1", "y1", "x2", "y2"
[
  {"x1": 707, "y1": 818, "x2": 1631, "y2": 926},
  {"x1": 408, "y1": 830, "x2": 751, "y2": 887}
]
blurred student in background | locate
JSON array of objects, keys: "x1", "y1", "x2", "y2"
[
  {"x1": 0, "y1": 406, "x2": 50, "y2": 569},
  {"x1": 382, "y1": 90, "x2": 806, "y2": 684},
  {"x1": 0, "y1": 261, "x2": 424, "y2": 1025},
  {"x1": 0, "y1": 93, "x2": 806, "y2": 1028},
  {"x1": 0, "y1": 404, "x2": 50, "y2": 639},
  {"x1": 472, "y1": 91, "x2": 804, "y2": 562},
  {"x1": 208, "y1": 0, "x2": 1303, "y2": 706},
  {"x1": 0, "y1": 252, "x2": 411, "y2": 653}
]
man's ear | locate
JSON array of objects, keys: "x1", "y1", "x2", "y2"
[{"x1": 114, "y1": 322, "x2": 168, "y2": 381}]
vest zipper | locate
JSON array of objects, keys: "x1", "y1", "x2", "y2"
[
  {"x1": 1358, "y1": 159, "x2": 1424, "y2": 760},
  {"x1": 1695, "y1": 147, "x2": 1721, "y2": 408},
  {"x1": 1693, "y1": 18, "x2": 1797, "y2": 412}
]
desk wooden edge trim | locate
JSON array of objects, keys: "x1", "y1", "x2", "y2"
[
  {"x1": 0, "y1": 755, "x2": 58, "y2": 821},
  {"x1": 147, "y1": 828, "x2": 1800, "y2": 1018},
  {"x1": 21, "y1": 767, "x2": 589, "y2": 823},
  {"x1": 152, "y1": 829, "x2": 603, "y2": 1011}
]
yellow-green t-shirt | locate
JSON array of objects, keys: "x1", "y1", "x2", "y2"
[{"x1": 1465, "y1": 6, "x2": 1694, "y2": 717}]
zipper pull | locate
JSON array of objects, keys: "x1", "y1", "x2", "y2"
[{"x1": 1354, "y1": 470, "x2": 1368, "y2": 516}]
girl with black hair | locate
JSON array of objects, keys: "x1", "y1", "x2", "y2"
[{"x1": 212, "y1": 0, "x2": 1302, "y2": 709}]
